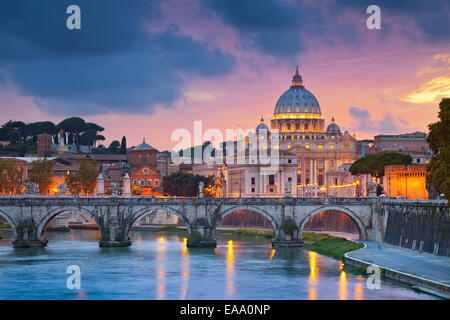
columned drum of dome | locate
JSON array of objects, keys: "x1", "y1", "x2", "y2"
[{"x1": 271, "y1": 67, "x2": 325, "y2": 137}]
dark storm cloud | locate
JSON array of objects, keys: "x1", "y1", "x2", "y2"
[
  {"x1": 199, "y1": 0, "x2": 365, "y2": 59},
  {"x1": 0, "y1": 0, "x2": 236, "y2": 115},
  {"x1": 201, "y1": 0, "x2": 449, "y2": 59},
  {"x1": 337, "y1": 0, "x2": 450, "y2": 42}
]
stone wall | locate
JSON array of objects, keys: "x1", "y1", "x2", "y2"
[{"x1": 384, "y1": 204, "x2": 449, "y2": 256}]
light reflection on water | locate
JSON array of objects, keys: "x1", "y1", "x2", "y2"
[{"x1": 0, "y1": 229, "x2": 438, "y2": 300}]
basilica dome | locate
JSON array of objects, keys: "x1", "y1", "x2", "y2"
[
  {"x1": 274, "y1": 67, "x2": 321, "y2": 116},
  {"x1": 256, "y1": 117, "x2": 269, "y2": 134},
  {"x1": 326, "y1": 117, "x2": 341, "y2": 135}
]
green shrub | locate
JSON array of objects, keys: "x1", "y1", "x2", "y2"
[
  {"x1": 187, "y1": 230, "x2": 203, "y2": 244},
  {"x1": 281, "y1": 221, "x2": 298, "y2": 237}
]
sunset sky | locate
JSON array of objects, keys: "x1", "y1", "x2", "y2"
[{"x1": 0, "y1": 0, "x2": 449, "y2": 151}]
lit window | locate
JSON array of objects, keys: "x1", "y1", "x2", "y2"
[
  {"x1": 318, "y1": 144, "x2": 323, "y2": 149},
  {"x1": 330, "y1": 145, "x2": 334, "y2": 149},
  {"x1": 287, "y1": 145, "x2": 291, "y2": 149},
  {"x1": 305, "y1": 145, "x2": 309, "y2": 149}
]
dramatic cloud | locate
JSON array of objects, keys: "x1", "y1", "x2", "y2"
[
  {"x1": 348, "y1": 107, "x2": 411, "y2": 134},
  {"x1": 0, "y1": 0, "x2": 236, "y2": 115},
  {"x1": 337, "y1": 0, "x2": 450, "y2": 42},
  {"x1": 404, "y1": 54, "x2": 450, "y2": 103},
  {"x1": 200, "y1": 0, "x2": 361, "y2": 60},
  {"x1": 201, "y1": 0, "x2": 450, "y2": 60}
]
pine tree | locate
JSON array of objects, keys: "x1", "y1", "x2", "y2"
[{"x1": 120, "y1": 136, "x2": 127, "y2": 154}]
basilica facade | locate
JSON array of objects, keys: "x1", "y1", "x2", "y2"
[
  {"x1": 194, "y1": 67, "x2": 360, "y2": 198},
  {"x1": 269, "y1": 67, "x2": 358, "y2": 197}
]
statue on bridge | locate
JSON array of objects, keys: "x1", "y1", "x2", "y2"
[
  {"x1": 198, "y1": 181, "x2": 204, "y2": 198},
  {"x1": 368, "y1": 181, "x2": 378, "y2": 198},
  {"x1": 285, "y1": 181, "x2": 292, "y2": 197},
  {"x1": 111, "y1": 183, "x2": 120, "y2": 197},
  {"x1": 57, "y1": 183, "x2": 67, "y2": 195},
  {"x1": 24, "y1": 182, "x2": 39, "y2": 195}
]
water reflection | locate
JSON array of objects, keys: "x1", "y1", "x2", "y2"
[
  {"x1": 180, "y1": 237, "x2": 189, "y2": 299},
  {"x1": 226, "y1": 240, "x2": 235, "y2": 297},
  {"x1": 354, "y1": 276, "x2": 364, "y2": 300},
  {"x1": 339, "y1": 261, "x2": 347, "y2": 300},
  {"x1": 308, "y1": 251, "x2": 318, "y2": 300},
  {"x1": 156, "y1": 236, "x2": 166, "y2": 300}
]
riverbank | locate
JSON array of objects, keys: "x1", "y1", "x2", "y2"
[
  {"x1": 302, "y1": 232, "x2": 364, "y2": 260},
  {"x1": 343, "y1": 241, "x2": 450, "y2": 299}
]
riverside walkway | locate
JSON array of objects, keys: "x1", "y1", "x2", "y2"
[{"x1": 344, "y1": 241, "x2": 450, "y2": 298}]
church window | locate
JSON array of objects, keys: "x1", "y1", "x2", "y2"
[
  {"x1": 147, "y1": 180, "x2": 152, "y2": 187},
  {"x1": 155, "y1": 180, "x2": 159, "y2": 186},
  {"x1": 269, "y1": 175, "x2": 275, "y2": 185},
  {"x1": 251, "y1": 177, "x2": 255, "y2": 185}
]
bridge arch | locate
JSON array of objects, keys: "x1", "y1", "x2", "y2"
[
  {"x1": 36, "y1": 207, "x2": 98, "y2": 239},
  {"x1": 299, "y1": 206, "x2": 367, "y2": 240},
  {"x1": 215, "y1": 205, "x2": 280, "y2": 238},
  {"x1": 125, "y1": 205, "x2": 191, "y2": 237},
  {"x1": 0, "y1": 209, "x2": 18, "y2": 238}
]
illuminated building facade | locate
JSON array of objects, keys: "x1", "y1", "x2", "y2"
[
  {"x1": 383, "y1": 164, "x2": 429, "y2": 199},
  {"x1": 270, "y1": 68, "x2": 359, "y2": 197},
  {"x1": 129, "y1": 138, "x2": 162, "y2": 194}
]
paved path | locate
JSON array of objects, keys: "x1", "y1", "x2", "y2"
[{"x1": 347, "y1": 241, "x2": 450, "y2": 286}]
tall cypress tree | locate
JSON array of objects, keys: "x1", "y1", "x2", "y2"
[{"x1": 120, "y1": 136, "x2": 127, "y2": 154}]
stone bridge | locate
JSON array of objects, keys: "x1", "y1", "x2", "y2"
[{"x1": 0, "y1": 196, "x2": 446, "y2": 248}]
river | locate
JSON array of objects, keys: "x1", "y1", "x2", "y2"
[{"x1": 0, "y1": 229, "x2": 437, "y2": 300}]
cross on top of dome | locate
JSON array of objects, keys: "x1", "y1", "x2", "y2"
[{"x1": 291, "y1": 66, "x2": 304, "y2": 88}]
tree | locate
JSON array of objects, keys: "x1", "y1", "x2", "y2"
[
  {"x1": 77, "y1": 160, "x2": 98, "y2": 195},
  {"x1": 350, "y1": 152, "x2": 412, "y2": 178},
  {"x1": 57, "y1": 117, "x2": 85, "y2": 148},
  {"x1": 163, "y1": 171, "x2": 216, "y2": 197},
  {"x1": 66, "y1": 173, "x2": 82, "y2": 195},
  {"x1": 29, "y1": 159, "x2": 54, "y2": 194},
  {"x1": 0, "y1": 161, "x2": 24, "y2": 194},
  {"x1": 65, "y1": 160, "x2": 98, "y2": 195},
  {"x1": 131, "y1": 185, "x2": 142, "y2": 195},
  {"x1": 108, "y1": 140, "x2": 121, "y2": 154},
  {"x1": 426, "y1": 97, "x2": 450, "y2": 200},
  {"x1": 120, "y1": 136, "x2": 127, "y2": 154}
]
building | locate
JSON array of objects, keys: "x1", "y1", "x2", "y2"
[
  {"x1": 374, "y1": 132, "x2": 429, "y2": 153},
  {"x1": 383, "y1": 164, "x2": 429, "y2": 199},
  {"x1": 37, "y1": 133, "x2": 52, "y2": 157},
  {"x1": 269, "y1": 67, "x2": 359, "y2": 197},
  {"x1": 129, "y1": 138, "x2": 162, "y2": 194},
  {"x1": 222, "y1": 149, "x2": 298, "y2": 197},
  {"x1": 131, "y1": 166, "x2": 162, "y2": 195},
  {"x1": 130, "y1": 138, "x2": 157, "y2": 170},
  {"x1": 325, "y1": 164, "x2": 362, "y2": 198}
]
